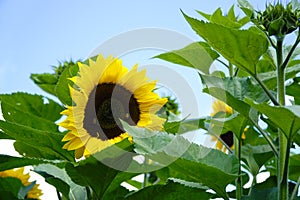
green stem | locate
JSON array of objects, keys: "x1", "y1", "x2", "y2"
[
  {"x1": 249, "y1": 117, "x2": 278, "y2": 157},
  {"x1": 281, "y1": 31, "x2": 300, "y2": 70},
  {"x1": 229, "y1": 62, "x2": 234, "y2": 77},
  {"x1": 276, "y1": 37, "x2": 289, "y2": 200},
  {"x1": 253, "y1": 75, "x2": 279, "y2": 106},
  {"x1": 234, "y1": 136, "x2": 242, "y2": 200},
  {"x1": 142, "y1": 157, "x2": 149, "y2": 188}
]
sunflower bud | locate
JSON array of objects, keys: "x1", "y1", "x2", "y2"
[{"x1": 252, "y1": 2, "x2": 300, "y2": 37}]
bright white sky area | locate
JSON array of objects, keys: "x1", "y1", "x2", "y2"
[{"x1": 0, "y1": 0, "x2": 291, "y2": 199}]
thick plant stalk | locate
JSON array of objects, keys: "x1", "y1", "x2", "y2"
[
  {"x1": 276, "y1": 38, "x2": 289, "y2": 200},
  {"x1": 234, "y1": 137, "x2": 242, "y2": 200}
]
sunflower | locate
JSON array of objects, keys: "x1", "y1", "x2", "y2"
[
  {"x1": 210, "y1": 100, "x2": 246, "y2": 153},
  {"x1": 0, "y1": 168, "x2": 42, "y2": 199},
  {"x1": 59, "y1": 54, "x2": 168, "y2": 158}
]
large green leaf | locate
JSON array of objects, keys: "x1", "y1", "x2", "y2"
[
  {"x1": 183, "y1": 12, "x2": 268, "y2": 75},
  {"x1": 123, "y1": 124, "x2": 239, "y2": 199},
  {"x1": 0, "y1": 121, "x2": 73, "y2": 161},
  {"x1": 125, "y1": 180, "x2": 213, "y2": 200},
  {"x1": 0, "y1": 92, "x2": 63, "y2": 123},
  {"x1": 246, "y1": 99, "x2": 300, "y2": 139},
  {"x1": 0, "y1": 155, "x2": 49, "y2": 171},
  {"x1": 0, "y1": 93, "x2": 73, "y2": 161},
  {"x1": 154, "y1": 42, "x2": 219, "y2": 74}
]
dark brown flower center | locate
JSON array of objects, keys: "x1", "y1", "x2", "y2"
[
  {"x1": 83, "y1": 83, "x2": 140, "y2": 140},
  {"x1": 220, "y1": 131, "x2": 234, "y2": 148}
]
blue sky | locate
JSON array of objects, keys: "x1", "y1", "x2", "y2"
[{"x1": 0, "y1": 0, "x2": 268, "y2": 117}]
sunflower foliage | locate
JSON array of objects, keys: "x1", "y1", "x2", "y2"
[{"x1": 1, "y1": 0, "x2": 300, "y2": 200}]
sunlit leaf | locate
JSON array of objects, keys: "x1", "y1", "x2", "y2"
[
  {"x1": 154, "y1": 42, "x2": 219, "y2": 74},
  {"x1": 182, "y1": 12, "x2": 268, "y2": 75}
]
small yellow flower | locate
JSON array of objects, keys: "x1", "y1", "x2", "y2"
[
  {"x1": 59, "y1": 54, "x2": 167, "y2": 158},
  {"x1": 210, "y1": 100, "x2": 246, "y2": 153},
  {"x1": 0, "y1": 168, "x2": 42, "y2": 199}
]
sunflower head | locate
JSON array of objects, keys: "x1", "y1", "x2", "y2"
[
  {"x1": 59, "y1": 55, "x2": 167, "y2": 158},
  {"x1": 0, "y1": 168, "x2": 42, "y2": 199}
]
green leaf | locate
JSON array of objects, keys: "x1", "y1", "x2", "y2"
[
  {"x1": 182, "y1": 13, "x2": 268, "y2": 75},
  {"x1": 289, "y1": 154, "x2": 300, "y2": 182},
  {"x1": 30, "y1": 73, "x2": 58, "y2": 96},
  {"x1": 123, "y1": 124, "x2": 239, "y2": 199},
  {"x1": 200, "y1": 74, "x2": 270, "y2": 103},
  {"x1": 55, "y1": 62, "x2": 79, "y2": 105},
  {"x1": 210, "y1": 8, "x2": 244, "y2": 29},
  {"x1": 286, "y1": 77, "x2": 300, "y2": 105},
  {"x1": 154, "y1": 42, "x2": 219, "y2": 74},
  {"x1": 210, "y1": 113, "x2": 248, "y2": 139},
  {"x1": 125, "y1": 180, "x2": 213, "y2": 200},
  {"x1": 18, "y1": 182, "x2": 35, "y2": 199},
  {"x1": 0, "y1": 92, "x2": 63, "y2": 123},
  {"x1": 237, "y1": 0, "x2": 254, "y2": 18},
  {"x1": 241, "y1": 144, "x2": 274, "y2": 175},
  {"x1": 0, "y1": 93, "x2": 73, "y2": 161},
  {"x1": 35, "y1": 171, "x2": 70, "y2": 198},
  {"x1": 0, "y1": 177, "x2": 24, "y2": 199},
  {"x1": 66, "y1": 156, "x2": 122, "y2": 199},
  {"x1": 0, "y1": 121, "x2": 73, "y2": 161},
  {"x1": 0, "y1": 155, "x2": 49, "y2": 171},
  {"x1": 164, "y1": 117, "x2": 207, "y2": 134},
  {"x1": 246, "y1": 99, "x2": 300, "y2": 139},
  {"x1": 259, "y1": 64, "x2": 300, "y2": 89}
]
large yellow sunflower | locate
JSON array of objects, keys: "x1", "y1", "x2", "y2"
[
  {"x1": 59, "y1": 54, "x2": 167, "y2": 158},
  {"x1": 210, "y1": 100, "x2": 246, "y2": 153},
  {"x1": 0, "y1": 168, "x2": 42, "y2": 199}
]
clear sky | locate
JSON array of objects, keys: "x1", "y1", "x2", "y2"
[{"x1": 0, "y1": 0, "x2": 270, "y2": 199}]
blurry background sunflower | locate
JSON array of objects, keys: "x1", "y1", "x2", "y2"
[
  {"x1": 59, "y1": 55, "x2": 167, "y2": 158},
  {"x1": 210, "y1": 100, "x2": 246, "y2": 153},
  {"x1": 0, "y1": 167, "x2": 42, "y2": 199}
]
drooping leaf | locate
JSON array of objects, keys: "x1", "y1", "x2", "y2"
[
  {"x1": 246, "y1": 99, "x2": 300, "y2": 139},
  {"x1": 125, "y1": 180, "x2": 213, "y2": 200},
  {"x1": 182, "y1": 12, "x2": 268, "y2": 75},
  {"x1": 154, "y1": 42, "x2": 219, "y2": 74},
  {"x1": 35, "y1": 164, "x2": 86, "y2": 200},
  {"x1": 0, "y1": 155, "x2": 50, "y2": 171},
  {"x1": 34, "y1": 171, "x2": 70, "y2": 198}
]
